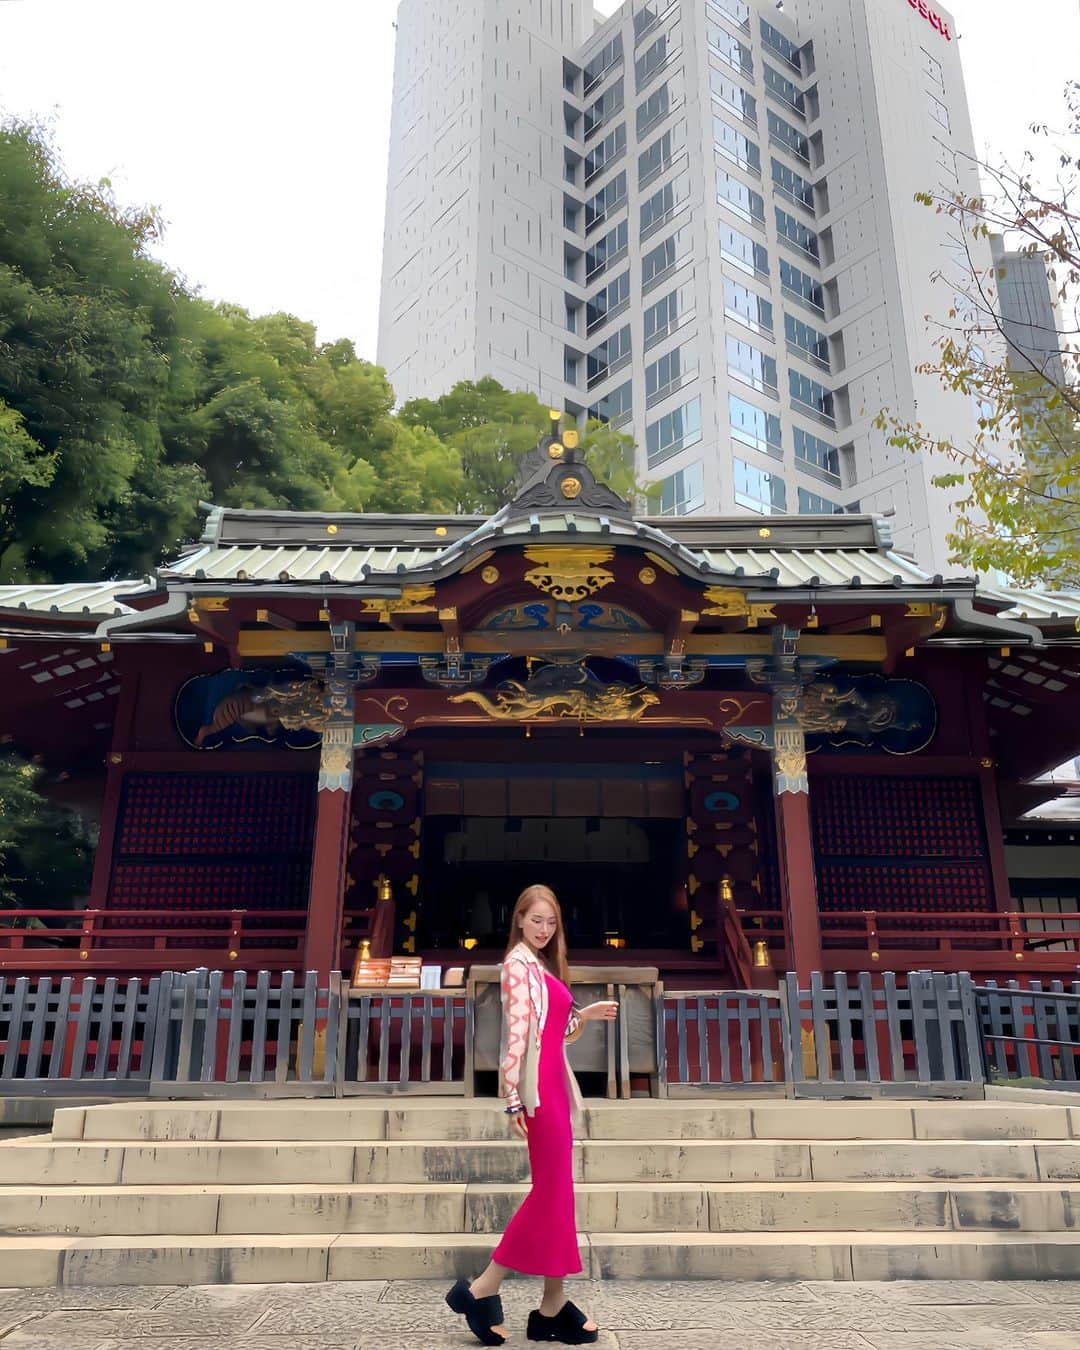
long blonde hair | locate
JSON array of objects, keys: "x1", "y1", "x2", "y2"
[{"x1": 505, "y1": 883, "x2": 571, "y2": 985}]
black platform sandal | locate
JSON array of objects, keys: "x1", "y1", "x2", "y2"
[
  {"x1": 445, "y1": 1278, "x2": 507, "y2": 1347},
  {"x1": 527, "y1": 1300, "x2": 599, "y2": 1345}
]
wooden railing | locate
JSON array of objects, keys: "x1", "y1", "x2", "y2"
[
  {"x1": 735, "y1": 908, "x2": 1080, "y2": 973},
  {"x1": 0, "y1": 907, "x2": 379, "y2": 972},
  {"x1": 5, "y1": 966, "x2": 1080, "y2": 1099}
]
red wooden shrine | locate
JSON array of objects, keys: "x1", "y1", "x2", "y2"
[{"x1": 1, "y1": 433, "x2": 1078, "y2": 988}]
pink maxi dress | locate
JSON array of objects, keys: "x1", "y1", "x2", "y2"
[{"x1": 492, "y1": 970, "x2": 582, "y2": 1277}]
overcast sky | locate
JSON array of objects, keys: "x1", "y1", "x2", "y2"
[{"x1": 0, "y1": 0, "x2": 1076, "y2": 362}]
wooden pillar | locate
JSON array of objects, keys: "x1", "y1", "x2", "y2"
[
  {"x1": 303, "y1": 624, "x2": 355, "y2": 982},
  {"x1": 771, "y1": 693, "x2": 823, "y2": 985}
]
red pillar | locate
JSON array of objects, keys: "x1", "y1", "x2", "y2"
[
  {"x1": 774, "y1": 786, "x2": 823, "y2": 983},
  {"x1": 304, "y1": 785, "x2": 351, "y2": 981}
]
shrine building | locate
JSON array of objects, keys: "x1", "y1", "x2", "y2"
[{"x1": 2, "y1": 431, "x2": 1079, "y2": 989}]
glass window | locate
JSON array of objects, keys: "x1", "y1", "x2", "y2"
[
  {"x1": 584, "y1": 34, "x2": 623, "y2": 95},
  {"x1": 659, "y1": 460, "x2": 706, "y2": 516},
  {"x1": 640, "y1": 172, "x2": 689, "y2": 235},
  {"x1": 637, "y1": 78, "x2": 679, "y2": 138},
  {"x1": 767, "y1": 109, "x2": 810, "y2": 163},
  {"x1": 922, "y1": 47, "x2": 944, "y2": 91},
  {"x1": 793, "y1": 426, "x2": 840, "y2": 479},
  {"x1": 585, "y1": 79, "x2": 625, "y2": 139},
  {"x1": 635, "y1": 27, "x2": 678, "y2": 91},
  {"x1": 643, "y1": 280, "x2": 694, "y2": 347},
  {"x1": 646, "y1": 339, "x2": 699, "y2": 406},
  {"x1": 771, "y1": 158, "x2": 814, "y2": 212},
  {"x1": 760, "y1": 17, "x2": 801, "y2": 73},
  {"x1": 707, "y1": 0, "x2": 750, "y2": 28},
  {"x1": 587, "y1": 324, "x2": 632, "y2": 386},
  {"x1": 586, "y1": 270, "x2": 631, "y2": 334},
  {"x1": 585, "y1": 220, "x2": 628, "y2": 282},
  {"x1": 734, "y1": 456, "x2": 787, "y2": 513},
  {"x1": 784, "y1": 312, "x2": 829, "y2": 370},
  {"x1": 714, "y1": 117, "x2": 761, "y2": 174},
  {"x1": 585, "y1": 124, "x2": 627, "y2": 183},
  {"x1": 775, "y1": 206, "x2": 819, "y2": 259},
  {"x1": 633, "y1": 0, "x2": 676, "y2": 43},
  {"x1": 646, "y1": 395, "x2": 702, "y2": 467},
  {"x1": 788, "y1": 369, "x2": 835, "y2": 424},
  {"x1": 709, "y1": 69, "x2": 756, "y2": 125},
  {"x1": 638, "y1": 121, "x2": 686, "y2": 186},
  {"x1": 797, "y1": 486, "x2": 842, "y2": 514},
  {"x1": 717, "y1": 169, "x2": 764, "y2": 224},
  {"x1": 729, "y1": 393, "x2": 782, "y2": 458},
  {"x1": 642, "y1": 226, "x2": 690, "y2": 289},
  {"x1": 727, "y1": 335, "x2": 778, "y2": 395},
  {"x1": 720, "y1": 223, "x2": 769, "y2": 277},
  {"x1": 927, "y1": 91, "x2": 950, "y2": 132},
  {"x1": 586, "y1": 171, "x2": 627, "y2": 231},
  {"x1": 706, "y1": 22, "x2": 753, "y2": 76},
  {"x1": 724, "y1": 278, "x2": 773, "y2": 336},
  {"x1": 764, "y1": 63, "x2": 805, "y2": 117},
  {"x1": 588, "y1": 379, "x2": 633, "y2": 425},
  {"x1": 780, "y1": 258, "x2": 824, "y2": 313}
]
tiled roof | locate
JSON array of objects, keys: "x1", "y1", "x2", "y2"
[{"x1": 0, "y1": 581, "x2": 153, "y2": 618}]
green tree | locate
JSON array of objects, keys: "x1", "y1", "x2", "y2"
[
  {"x1": 877, "y1": 86, "x2": 1080, "y2": 590},
  {"x1": 399, "y1": 378, "x2": 550, "y2": 510},
  {"x1": 400, "y1": 377, "x2": 653, "y2": 512},
  {"x1": 0, "y1": 754, "x2": 94, "y2": 912},
  {"x1": 0, "y1": 122, "x2": 464, "y2": 581}
]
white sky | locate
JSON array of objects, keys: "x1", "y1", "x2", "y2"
[{"x1": 0, "y1": 0, "x2": 1076, "y2": 363}]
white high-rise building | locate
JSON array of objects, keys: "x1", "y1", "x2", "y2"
[{"x1": 378, "y1": 0, "x2": 988, "y2": 571}]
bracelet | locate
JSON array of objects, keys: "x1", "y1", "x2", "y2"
[{"x1": 504, "y1": 1102, "x2": 524, "y2": 1116}]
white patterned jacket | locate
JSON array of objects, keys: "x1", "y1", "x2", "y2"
[{"x1": 499, "y1": 941, "x2": 585, "y2": 1129}]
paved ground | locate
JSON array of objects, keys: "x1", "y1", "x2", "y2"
[{"x1": 2, "y1": 1279, "x2": 1080, "y2": 1348}]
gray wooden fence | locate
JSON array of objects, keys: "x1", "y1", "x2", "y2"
[
  {"x1": 975, "y1": 979, "x2": 1080, "y2": 1083},
  {"x1": 4, "y1": 968, "x2": 1080, "y2": 1099}
]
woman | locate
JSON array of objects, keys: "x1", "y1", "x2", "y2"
[{"x1": 446, "y1": 884, "x2": 618, "y2": 1346}]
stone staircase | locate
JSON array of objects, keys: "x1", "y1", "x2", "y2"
[{"x1": 1, "y1": 1096, "x2": 1079, "y2": 1287}]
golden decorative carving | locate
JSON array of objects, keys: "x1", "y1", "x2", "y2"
[
  {"x1": 563, "y1": 428, "x2": 580, "y2": 449},
  {"x1": 523, "y1": 546, "x2": 615, "y2": 601},
  {"x1": 773, "y1": 725, "x2": 807, "y2": 782},
  {"x1": 360, "y1": 585, "x2": 437, "y2": 620},
  {"x1": 560, "y1": 475, "x2": 582, "y2": 499},
  {"x1": 702, "y1": 587, "x2": 750, "y2": 617},
  {"x1": 326, "y1": 524, "x2": 338, "y2": 535},
  {"x1": 758, "y1": 527, "x2": 771, "y2": 539},
  {"x1": 638, "y1": 566, "x2": 657, "y2": 585},
  {"x1": 481, "y1": 565, "x2": 500, "y2": 584},
  {"x1": 450, "y1": 680, "x2": 659, "y2": 723},
  {"x1": 548, "y1": 442, "x2": 565, "y2": 460},
  {"x1": 199, "y1": 597, "x2": 230, "y2": 612}
]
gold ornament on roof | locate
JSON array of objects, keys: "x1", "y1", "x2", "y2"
[
  {"x1": 702, "y1": 587, "x2": 750, "y2": 617},
  {"x1": 563, "y1": 428, "x2": 580, "y2": 449},
  {"x1": 360, "y1": 584, "x2": 437, "y2": 620},
  {"x1": 560, "y1": 476, "x2": 583, "y2": 500},
  {"x1": 548, "y1": 441, "x2": 565, "y2": 460},
  {"x1": 481, "y1": 565, "x2": 500, "y2": 584},
  {"x1": 522, "y1": 546, "x2": 615, "y2": 601}
]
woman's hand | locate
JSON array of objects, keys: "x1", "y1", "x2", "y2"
[
  {"x1": 579, "y1": 1000, "x2": 619, "y2": 1023},
  {"x1": 509, "y1": 1110, "x2": 528, "y2": 1140}
]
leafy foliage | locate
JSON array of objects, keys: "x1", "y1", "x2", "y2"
[
  {"x1": 0, "y1": 754, "x2": 95, "y2": 911},
  {"x1": 0, "y1": 122, "x2": 648, "y2": 584},
  {"x1": 877, "y1": 85, "x2": 1080, "y2": 590}
]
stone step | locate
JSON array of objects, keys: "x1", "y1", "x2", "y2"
[
  {"x1": 5, "y1": 1228, "x2": 1080, "y2": 1288},
  {"x1": 51, "y1": 1097, "x2": 1080, "y2": 1144},
  {"x1": 1, "y1": 1179, "x2": 1078, "y2": 1237},
  {"x1": 4, "y1": 1134, "x2": 1078, "y2": 1185}
]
